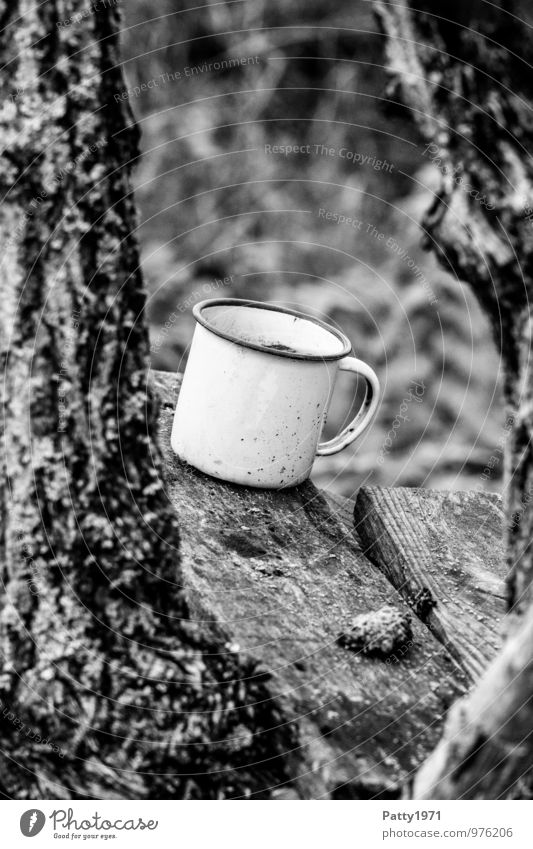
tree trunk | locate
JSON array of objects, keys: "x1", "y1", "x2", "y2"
[
  {"x1": 414, "y1": 605, "x2": 533, "y2": 799},
  {"x1": 0, "y1": 0, "x2": 293, "y2": 799},
  {"x1": 2, "y1": 0, "x2": 531, "y2": 802},
  {"x1": 373, "y1": 0, "x2": 533, "y2": 797}
]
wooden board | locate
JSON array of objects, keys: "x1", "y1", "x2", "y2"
[
  {"x1": 354, "y1": 486, "x2": 507, "y2": 682},
  {"x1": 152, "y1": 370, "x2": 470, "y2": 798}
]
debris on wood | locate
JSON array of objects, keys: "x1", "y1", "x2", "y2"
[
  {"x1": 337, "y1": 605, "x2": 413, "y2": 659},
  {"x1": 411, "y1": 587, "x2": 437, "y2": 622}
]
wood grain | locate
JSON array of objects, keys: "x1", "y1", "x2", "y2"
[
  {"x1": 355, "y1": 486, "x2": 507, "y2": 682},
  {"x1": 154, "y1": 371, "x2": 470, "y2": 798}
]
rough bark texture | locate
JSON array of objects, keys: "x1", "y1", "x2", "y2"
[
  {"x1": 0, "y1": 1, "x2": 294, "y2": 798},
  {"x1": 414, "y1": 605, "x2": 533, "y2": 800},
  {"x1": 373, "y1": 0, "x2": 533, "y2": 797},
  {"x1": 1, "y1": 0, "x2": 529, "y2": 801},
  {"x1": 373, "y1": 0, "x2": 533, "y2": 613}
]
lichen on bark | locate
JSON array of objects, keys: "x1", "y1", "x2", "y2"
[
  {"x1": 374, "y1": 0, "x2": 533, "y2": 614},
  {"x1": 373, "y1": 0, "x2": 533, "y2": 798},
  {"x1": 0, "y1": 0, "x2": 295, "y2": 798}
]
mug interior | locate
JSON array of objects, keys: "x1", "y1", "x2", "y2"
[{"x1": 198, "y1": 302, "x2": 349, "y2": 360}]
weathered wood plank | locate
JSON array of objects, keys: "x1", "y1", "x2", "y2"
[
  {"x1": 354, "y1": 486, "x2": 507, "y2": 683},
  {"x1": 153, "y1": 370, "x2": 469, "y2": 798}
]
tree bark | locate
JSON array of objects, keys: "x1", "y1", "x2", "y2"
[
  {"x1": 0, "y1": 0, "x2": 293, "y2": 799},
  {"x1": 414, "y1": 605, "x2": 533, "y2": 799},
  {"x1": 373, "y1": 0, "x2": 533, "y2": 613},
  {"x1": 373, "y1": 0, "x2": 533, "y2": 797},
  {"x1": 2, "y1": 0, "x2": 531, "y2": 801}
]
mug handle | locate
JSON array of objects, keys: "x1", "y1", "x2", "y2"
[{"x1": 316, "y1": 356, "x2": 380, "y2": 456}]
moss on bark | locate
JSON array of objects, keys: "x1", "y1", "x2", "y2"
[
  {"x1": 374, "y1": 0, "x2": 533, "y2": 614},
  {"x1": 0, "y1": 0, "x2": 295, "y2": 799},
  {"x1": 374, "y1": 0, "x2": 533, "y2": 799}
]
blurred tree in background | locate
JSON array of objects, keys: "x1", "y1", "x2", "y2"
[{"x1": 120, "y1": 0, "x2": 505, "y2": 496}]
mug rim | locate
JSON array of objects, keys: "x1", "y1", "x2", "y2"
[{"x1": 192, "y1": 298, "x2": 352, "y2": 361}]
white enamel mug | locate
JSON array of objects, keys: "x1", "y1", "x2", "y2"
[{"x1": 171, "y1": 299, "x2": 380, "y2": 488}]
